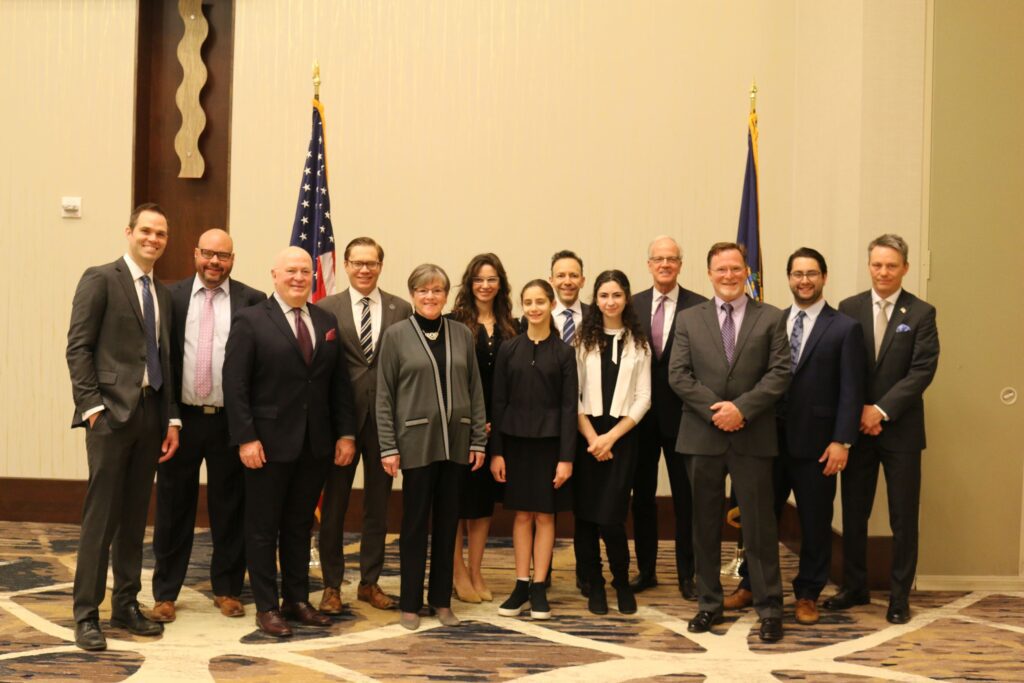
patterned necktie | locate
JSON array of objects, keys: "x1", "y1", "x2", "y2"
[
  {"x1": 194, "y1": 288, "x2": 217, "y2": 398},
  {"x1": 140, "y1": 275, "x2": 163, "y2": 391},
  {"x1": 359, "y1": 296, "x2": 374, "y2": 362},
  {"x1": 562, "y1": 309, "x2": 576, "y2": 344},
  {"x1": 293, "y1": 308, "x2": 313, "y2": 365},
  {"x1": 651, "y1": 295, "x2": 666, "y2": 359},
  {"x1": 874, "y1": 299, "x2": 889, "y2": 359},
  {"x1": 721, "y1": 302, "x2": 736, "y2": 365},
  {"x1": 790, "y1": 310, "x2": 806, "y2": 367}
]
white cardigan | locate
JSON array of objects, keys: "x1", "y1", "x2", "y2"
[{"x1": 577, "y1": 330, "x2": 652, "y2": 424}]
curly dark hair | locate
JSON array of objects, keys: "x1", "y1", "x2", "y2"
[
  {"x1": 450, "y1": 253, "x2": 518, "y2": 339},
  {"x1": 577, "y1": 270, "x2": 648, "y2": 353}
]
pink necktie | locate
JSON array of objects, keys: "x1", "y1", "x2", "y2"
[{"x1": 194, "y1": 288, "x2": 216, "y2": 398}]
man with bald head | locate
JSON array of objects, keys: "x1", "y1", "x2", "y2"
[
  {"x1": 151, "y1": 229, "x2": 266, "y2": 623},
  {"x1": 224, "y1": 247, "x2": 356, "y2": 637}
]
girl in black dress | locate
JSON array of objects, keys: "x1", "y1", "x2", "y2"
[
  {"x1": 448, "y1": 253, "x2": 518, "y2": 603},
  {"x1": 574, "y1": 270, "x2": 652, "y2": 615},
  {"x1": 490, "y1": 280, "x2": 577, "y2": 619}
]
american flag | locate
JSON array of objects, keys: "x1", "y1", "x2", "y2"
[{"x1": 289, "y1": 100, "x2": 336, "y2": 302}]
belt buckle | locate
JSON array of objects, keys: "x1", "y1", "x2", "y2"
[{"x1": 202, "y1": 406, "x2": 219, "y2": 415}]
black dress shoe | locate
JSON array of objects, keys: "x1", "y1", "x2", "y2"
[
  {"x1": 576, "y1": 576, "x2": 591, "y2": 598},
  {"x1": 687, "y1": 610, "x2": 723, "y2": 633},
  {"x1": 759, "y1": 617, "x2": 784, "y2": 642},
  {"x1": 886, "y1": 601, "x2": 911, "y2": 624},
  {"x1": 587, "y1": 586, "x2": 608, "y2": 615},
  {"x1": 680, "y1": 578, "x2": 697, "y2": 601},
  {"x1": 74, "y1": 619, "x2": 107, "y2": 651},
  {"x1": 615, "y1": 585, "x2": 637, "y2": 615},
  {"x1": 823, "y1": 588, "x2": 870, "y2": 611},
  {"x1": 110, "y1": 605, "x2": 164, "y2": 636},
  {"x1": 628, "y1": 573, "x2": 658, "y2": 593}
]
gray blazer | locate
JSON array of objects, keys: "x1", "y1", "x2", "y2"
[
  {"x1": 668, "y1": 297, "x2": 790, "y2": 457},
  {"x1": 376, "y1": 316, "x2": 488, "y2": 469},
  {"x1": 317, "y1": 288, "x2": 412, "y2": 434}
]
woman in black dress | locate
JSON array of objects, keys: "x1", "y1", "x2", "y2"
[
  {"x1": 574, "y1": 270, "x2": 652, "y2": 615},
  {"x1": 447, "y1": 253, "x2": 519, "y2": 603},
  {"x1": 490, "y1": 280, "x2": 577, "y2": 619}
]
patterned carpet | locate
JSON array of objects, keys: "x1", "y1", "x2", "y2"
[{"x1": 0, "y1": 521, "x2": 1022, "y2": 681}]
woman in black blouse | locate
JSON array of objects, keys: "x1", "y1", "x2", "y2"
[
  {"x1": 447, "y1": 253, "x2": 518, "y2": 603},
  {"x1": 490, "y1": 280, "x2": 577, "y2": 619}
]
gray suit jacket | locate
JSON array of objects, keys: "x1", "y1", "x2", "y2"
[
  {"x1": 317, "y1": 288, "x2": 412, "y2": 434},
  {"x1": 668, "y1": 296, "x2": 790, "y2": 456},
  {"x1": 66, "y1": 258, "x2": 178, "y2": 431},
  {"x1": 376, "y1": 317, "x2": 488, "y2": 469}
]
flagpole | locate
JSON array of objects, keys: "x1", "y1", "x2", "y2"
[
  {"x1": 312, "y1": 59, "x2": 321, "y2": 101},
  {"x1": 749, "y1": 80, "x2": 757, "y2": 114}
]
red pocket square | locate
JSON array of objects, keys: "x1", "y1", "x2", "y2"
[{"x1": 325, "y1": 328, "x2": 337, "y2": 341}]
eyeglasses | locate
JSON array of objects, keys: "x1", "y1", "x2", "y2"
[
  {"x1": 471, "y1": 277, "x2": 500, "y2": 286},
  {"x1": 199, "y1": 249, "x2": 233, "y2": 260},
  {"x1": 789, "y1": 270, "x2": 822, "y2": 281},
  {"x1": 711, "y1": 266, "x2": 747, "y2": 276},
  {"x1": 649, "y1": 256, "x2": 681, "y2": 265},
  {"x1": 413, "y1": 288, "x2": 446, "y2": 297},
  {"x1": 347, "y1": 260, "x2": 382, "y2": 271}
]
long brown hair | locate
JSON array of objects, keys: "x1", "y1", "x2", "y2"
[
  {"x1": 450, "y1": 253, "x2": 518, "y2": 339},
  {"x1": 577, "y1": 269, "x2": 648, "y2": 353}
]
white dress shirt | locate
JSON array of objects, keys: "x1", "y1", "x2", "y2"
[
  {"x1": 650, "y1": 287, "x2": 678, "y2": 355},
  {"x1": 349, "y1": 286, "x2": 383, "y2": 347},
  {"x1": 181, "y1": 275, "x2": 231, "y2": 407},
  {"x1": 273, "y1": 291, "x2": 316, "y2": 348},
  {"x1": 787, "y1": 297, "x2": 826, "y2": 364}
]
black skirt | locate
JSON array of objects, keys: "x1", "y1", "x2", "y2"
[
  {"x1": 573, "y1": 414, "x2": 638, "y2": 525},
  {"x1": 459, "y1": 440, "x2": 498, "y2": 519},
  {"x1": 502, "y1": 435, "x2": 572, "y2": 514}
]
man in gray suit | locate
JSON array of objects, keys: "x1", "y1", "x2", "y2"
[
  {"x1": 668, "y1": 241, "x2": 790, "y2": 642},
  {"x1": 66, "y1": 203, "x2": 181, "y2": 651},
  {"x1": 316, "y1": 237, "x2": 412, "y2": 613}
]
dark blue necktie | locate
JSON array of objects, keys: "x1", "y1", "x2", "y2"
[
  {"x1": 141, "y1": 275, "x2": 163, "y2": 391},
  {"x1": 562, "y1": 309, "x2": 576, "y2": 344},
  {"x1": 790, "y1": 310, "x2": 806, "y2": 367}
]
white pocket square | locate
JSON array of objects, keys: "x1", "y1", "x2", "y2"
[{"x1": 895, "y1": 323, "x2": 911, "y2": 333}]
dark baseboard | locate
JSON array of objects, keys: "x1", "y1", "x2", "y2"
[{"x1": 0, "y1": 477, "x2": 891, "y2": 588}]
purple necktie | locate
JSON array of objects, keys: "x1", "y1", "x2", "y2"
[
  {"x1": 294, "y1": 308, "x2": 313, "y2": 365},
  {"x1": 721, "y1": 302, "x2": 736, "y2": 365},
  {"x1": 651, "y1": 295, "x2": 666, "y2": 359},
  {"x1": 194, "y1": 288, "x2": 217, "y2": 398}
]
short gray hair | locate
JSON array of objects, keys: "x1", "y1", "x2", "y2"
[
  {"x1": 647, "y1": 235, "x2": 681, "y2": 259},
  {"x1": 407, "y1": 263, "x2": 450, "y2": 293},
  {"x1": 868, "y1": 234, "x2": 909, "y2": 263}
]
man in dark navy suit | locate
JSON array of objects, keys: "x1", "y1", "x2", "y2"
[
  {"x1": 150, "y1": 229, "x2": 266, "y2": 624},
  {"x1": 826, "y1": 234, "x2": 939, "y2": 624},
  {"x1": 223, "y1": 247, "x2": 356, "y2": 637},
  {"x1": 723, "y1": 247, "x2": 865, "y2": 626},
  {"x1": 629, "y1": 236, "x2": 706, "y2": 599}
]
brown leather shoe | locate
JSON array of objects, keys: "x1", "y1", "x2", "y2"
[
  {"x1": 214, "y1": 595, "x2": 245, "y2": 618},
  {"x1": 255, "y1": 609, "x2": 293, "y2": 637},
  {"x1": 281, "y1": 601, "x2": 332, "y2": 627},
  {"x1": 794, "y1": 598, "x2": 820, "y2": 625},
  {"x1": 150, "y1": 601, "x2": 176, "y2": 623},
  {"x1": 357, "y1": 582, "x2": 396, "y2": 610},
  {"x1": 318, "y1": 586, "x2": 344, "y2": 615},
  {"x1": 723, "y1": 587, "x2": 754, "y2": 610}
]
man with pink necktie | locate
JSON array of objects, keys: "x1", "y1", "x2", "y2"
[{"x1": 151, "y1": 229, "x2": 265, "y2": 623}]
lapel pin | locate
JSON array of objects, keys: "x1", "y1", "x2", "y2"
[{"x1": 900, "y1": 306, "x2": 906, "y2": 314}]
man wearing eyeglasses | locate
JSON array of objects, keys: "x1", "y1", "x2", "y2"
[
  {"x1": 150, "y1": 228, "x2": 266, "y2": 623},
  {"x1": 315, "y1": 237, "x2": 412, "y2": 613},
  {"x1": 628, "y1": 236, "x2": 706, "y2": 600}
]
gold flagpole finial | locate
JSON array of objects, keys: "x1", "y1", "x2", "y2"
[
  {"x1": 313, "y1": 59, "x2": 321, "y2": 101},
  {"x1": 749, "y1": 80, "x2": 758, "y2": 114}
]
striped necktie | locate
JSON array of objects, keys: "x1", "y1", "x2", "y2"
[
  {"x1": 561, "y1": 309, "x2": 576, "y2": 344},
  {"x1": 721, "y1": 302, "x2": 736, "y2": 365},
  {"x1": 359, "y1": 296, "x2": 374, "y2": 362}
]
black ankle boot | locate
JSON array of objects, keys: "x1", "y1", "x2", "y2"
[
  {"x1": 588, "y1": 584, "x2": 608, "y2": 615},
  {"x1": 498, "y1": 580, "x2": 531, "y2": 617},
  {"x1": 615, "y1": 583, "x2": 637, "y2": 615},
  {"x1": 529, "y1": 582, "x2": 551, "y2": 620}
]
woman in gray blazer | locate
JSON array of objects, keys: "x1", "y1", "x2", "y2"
[{"x1": 376, "y1": 264, "x2": 488, "y2": 631}]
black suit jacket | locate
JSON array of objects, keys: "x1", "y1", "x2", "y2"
[
  {"x1": 223, "y1": 298, "x2": 356, "y2": 461},
  {"x1": 66, "y1": 258, "x2": 177, "y2": 431},
  {"x1": 168, "y1": 276, "x2": 266, "y2": 403},
  {"x1": 780, "y1": 303, "x2": 865, "y2": 458},
  {"x1": 838, "y1": 290, "x2": 939, "y2": 451},
  {"x1": 633, "y1": 285, "x2": 707, "y2": 441}
]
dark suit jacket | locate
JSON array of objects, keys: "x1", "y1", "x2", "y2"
[
  {"x1": 633, "y1": 285, "x2": 708, "y2": 441},
  {"x1": 67, "y1": 258, "x2": 177, "y2": 431},
  {"x1": 668, "y1": 297, "x2": 790, "y2": 457},
  {"x1": 838, "y1": 290, "x2": 939, "y2": 451},
  {"x1": 223, "y1": 298, "x2": 356, "y2": 461},
  {"x1": 168, "y1": 275, "x2": 266, "y2": 402},
  {"x1": 316, "y1": 289, "x2": 412, "y2": 435},
  {"x1": 780, "y1": 304, "x2": 865, "y2": 458}
]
